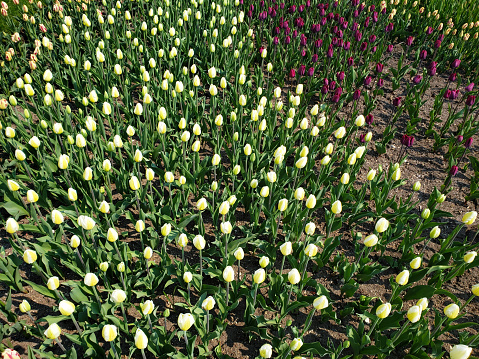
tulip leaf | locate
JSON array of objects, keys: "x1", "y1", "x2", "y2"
[
  {"x1": 0, "y1": 200, "x2": 29, "y2": 217},
  {"x1": 403, "y1": 285, "x2": 437, "y2": 300},
  {"x1": 37, "y1": 315, "x2": 68, "y2": 325},
  {"x1": 24, "y1": 280, "x2": 56, "y2": 299}
]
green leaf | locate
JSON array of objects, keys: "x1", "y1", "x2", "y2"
[
  {"x1": 403, "y1": 285, "x2": 436, "y2": 301},
  {"x1": 24, "y1": 280, "x2": 56, "y2": 299}
]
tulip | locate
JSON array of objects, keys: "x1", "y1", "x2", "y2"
[
  {"x1": 15, "y1": 149, "x2": 26, "y2": 161},
  {"x1": 288, "y1": 268, "x2": 301, "y2": 285},
  {"x1": 450, "y1": 345, "x2": 472, "y2": 359},
  {"x1": 6, "y1": 218, "x2": 19, "y2": 234},
  {"x1": 376, "y1": 302, "x2": 392, "y2": 319},
  {"x1": 407, "y1": 305, "x2": 421, "y2": 323},
  {"x1": 59, "y1": 300, "x2": 75, "y2": 316},
  {"x1": 253, "y1": 268, "x2": 266, "y2": 284},
  {"x1": 396, "y1": 270, "x2": 409, "y2": 285},
  {"x1": 375, "y1": 218, "x2": 389, "y2": 233},
  {"x1": 314, "y1": 295, "x2": 329, "y2": 310},
  {"x1": 290, "y1": 338, "x2": 303, "y2": 351},
  {"x1": 47, "y1": 276, "x2": 60, "y2": 290},
  {"x1": 44, "y1": 323, "x2": 61, "y2": 339},
  {"x1": 140, "y1": 300, "x2": 154, "y2": 315},
  {"x1": 23, "y1": 249, "x2": 37, "y2": 264},
  {"x1": 111, "y1": 289, "x2": 126, "y2": 304},
  {"x1": 464, "y1": 251, "x2": 477, "y2": 263},
  {"x1": 19, "y1": 300, "x2": 31, "y2": 313},
  {"x1": 102, "y1": 325, "x2": 118, "y2": 342},
  {"x1": 331, "y1": 200, "x2": 342, "y2": 214},
  {"x1": 462, "y1": 211, "x2": 477, "y2": 225},
  {"x1": 444, "y1": 303, "x2": 459, "y2": 319},
  {"x1": 259, "y1": 343, "x2": 272, "y2": 358},
  {"x1": 84, "y1": 273, "x2": 99, "y2": 287},
  {"x1": 306, "y1": 194, "x2": 316, "y2": 209},
  {"x1": 7, "y1": 180, "x2": 20, "y2": 192},
  {"x1": 364, "y1": 234, "x2": 378, "y2": 247},
  {"x1": 410, "y1": 257, "x2": 422, "y2": 269},
  {"x1": 178, "y1": 313, "x2": 195, "y2": 331},
  {"x1": 134, "y1": 328, "x2": 148, "y2": 349}
]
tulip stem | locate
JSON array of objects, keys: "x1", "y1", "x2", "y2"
[
  {"x1": 141, "y1": 348, "x2": 147, "y2": 359},
  {"x1": 391, "y1": 321, "x2": 409, "y2": 345},
  {"x1": 252, "y1": 283, "x2": 258, "y2": 309},
  {"x1": 148, "y1": 314, "x2": 154, "y2": 333},
  {"x1": 300, "y1": 258, "x2": 310, "y2": 293},
  {"x1": 280, "y1": 256, "x2": 286, "y2": 275},
  {"x1": 27, "y1": 311, "x2": 44, "y2": 338},
  {"x1": 238, "y1": 259, "x2": 241, "y2": 281},
  {"x1": 226, "y1": 282, "x2": 230, "y2": 307},
  {"x1": 206, "y1": 310, "x2": 210, "y2": 333},
  {"x1": 71, "y1": 314, "x2": 83, "y2": 335},
  {"x1": 366, "y1": 317, "x2": 380, "y2": 337},
  {"x1": 431, "y1": 316, "x2": 449, "y2": 338},
  {"x1": 55, "y1": 338, "x2": 66, "y2": 352},
  {"x1": 187, "y1": 283, "x2": 191, "y2": 304},
  {"x1": 75, "y1": 248, "x2": 86, "y2": 269},
  {"x1": 110, "y1": 343, "x2": 120, "y2": 359}
]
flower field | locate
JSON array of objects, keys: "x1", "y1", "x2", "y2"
[{"x1": 0, "y1": 0, "x2": 479, "y2": 358}]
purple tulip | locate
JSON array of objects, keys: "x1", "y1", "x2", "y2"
[
  {"x1": 465, "y1": 83, "x2": 475, "y2": 92},
  {"x1": 300, "y1": 35, "x2": 307, "y2": 46},
  {"x1": 289, "y1": 68, "x2": 296, "y2": 78},
  {"x1": 450, "y1": 166, "x2": 458, "y2": 176},
  {"x1": 385, "y1": 23, "x2": 394, "y2": 32},
  {"x1": 438, "y1": 34, "x2": 444, "y2": 41},
  {"x1": 377, "y1": 78, "x2": 384, "y2": 88},
  {"x1": 353, "y1": 89, "x2": 361, "y2": 100},
  {"x1": 444, "y1": 90, "x2": 452, "y2": 99},
  {"x1": 371, "y1": 46, "x2": 377, "y2": 53},
  {"x1": 420, "y1": 50, "x2": 427, "y2": 60},
  {"x1": 465, "y1": 137, "x2": 473, "y2": 148},
  {"x1": 332, "y1": 94, "x2": 341, "y2": 103},
  {"x1": 288, "y1": 5, "x2": 296, "y2": 13},
  {"x1": 347, "y1": 57, "x2": 354, "y2": 66},
  {"x1": 372, "y1": 11, "x2": 378, "y2": 22},
  {"x1": 280, "y1": 2, "x2": 285, "y2": 9},
  {"x1": 466, "y1": 95, "x2": 476, "y2": 106},
  {"x1": 387, "y1": 44, "x2": 394, "y2": 53},
  {"x1": 369, "y1": 34, "x2": 377, "y2": 43},
  {"x1": 354, "y1": 30, "x2": 362, "y2": 41},
  {"x1": 393, "y1": 97, "x2": 402, "y2": 107},
  {"x1": 321, "y1": 85, "x2": 328, "y2": 94},
  {"x1": 292, "y1": 30, "x2": 298, "y2": 38},
  {"x1": 298, "y1": 65, "x2": 306, "y2": 76},
  {"x1": 449, "y1": 73, "x2": 457, "y2": 82},
  {"x1": 376, "y1": 63, "x2": 384, "y2": 73},
  {"x1": 312, "y1": 54, "x2": 318, "y2": 62},
  {"x1": 344, "y1": 41, "x2": 351, "y2": 50},
  {"x1": 364, "y1": 76, "x2": 372, "y2": 86},
  {"x1": 324, "y1": 78, "x2": 329, "y2": 86},
  {"x1": 360, "y1": 134, "x2": 366, "y2": 143},
  {"x1": 434, "y1": 40, "x2": 441, "y2": 48},
  {"x1": 451, "y1": 59, "x2": 461, "y2": 69},
  {"x1": 353, "y1": 9, "x2": 359, "y2": 17},
  {"x1": 284, "y1": 36, "x2": 291, "y2": 45},
  {"x1": 308, "y1": 67, "x2": 315, "y2": 77},
  {"x1": 329, "y1": 80, "x2": 337, "y2": 91},
  {"x1": 301, "y1": 49, "x2": 307, "y2": 57},
  {"x1": 320, "y1": 17, "x2": 327, "y2": 25},
  {"x1": 274, "y1": 27, "x2": 280, "y2": 35},
  {"x1": 353, "y1": 22, "x2": 359, "y2": 31},
  {"x1": 360, "y1": 42, "x2": 368, "y2": 52},
  {"x1": 337, "y1": 71, "x2": 345, "y2": 82},
  {"x1": 273, "y1": 37, "x2": 279, "y2": 46},
  {"x1": 366, "y1": 114, "x2": 374, "y2": 125},
  {"x1": 457, "y1": 135, "x2": 464, "y2": 143},
  {"x1": 426, "y1": 26, "x2": 433, "y2": 35},
  {"x1": 413, "y1": 75, "x2": 422, "y2": 85},
  {"x1": 335, "y1": 87, "x2": 342, "y2": 96},
  {"x1": 298, "y1": 4, "x2": 305, "y2": 12},
  {"x1": 327, "y1": 46, "x2": 334, "y2": 58},
  {"x1": 450, "y1": 90, "x2": 459, "y2": 100},
  {"x1": 406, "y1": 36, "x2": 414, "y2": 46}
]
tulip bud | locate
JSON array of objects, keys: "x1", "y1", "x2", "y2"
[
  {"x1": 410, "y1": 257, "x2": 422, "y2": 269},
  {"x1": 396, "y1": 270, "x2": 410, "y2": 285},
  {"x1": 376, "y1": 302, "x2": 392, "y2": 318},
  {"x1": 444, "y1": 303, "x2": 459, "y2": 319},
  {"x1": 288, "y1": 268, "x2": 301, "y2": 284},
  {"x1": 450, "y1": 345, "x2": 472, "y2": 359},
  {"x1": 44, "y1": 323, "x2": 61, "y2": 340},
  {"x1": 464, "y1": 251, "x2": 477, "y2": 263},
  {"x1": 23, "y1": 249, "x2": 37, "y2": 264},
  {"x1": 47, "y1": 276, "x2": 60, "y2": 290},
  {"x1": 313, "y1": 295, "x2": 329, "y2": 310},
  {"x1": 331, "y1": 200, "x2": 342, "y2": 214},
  {"x1": 375, "y1": 218, "x2": 389, "y2": 233},
  {"x1": 134, "y1": 329, "x2": 148, "y2": 349},
  {"x1": 19, "y1": 300, "x2": 31, "y2": 313},
  {"x1": 306, "y1": 194, "x2": 316, "y2": 209},
  {"x1": 407, "y1": 305, "x2": 421, "y2": 323},
  {"x1": 223, "y1": 266, "x2": 234, "y2": 282}
]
